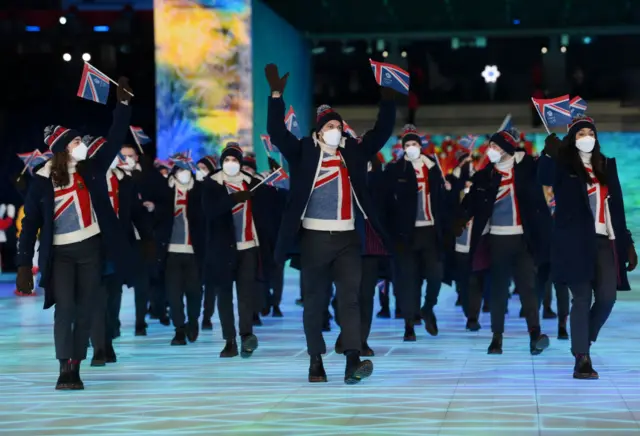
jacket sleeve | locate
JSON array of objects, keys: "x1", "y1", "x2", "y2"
[
  {"x1": 458, "y1": 171, "x2": 484, "y2": 222},
  {"x1": 201, "y1": 180, "x2": 237, "y2": 219},
  {"x1": 130, "y1": 183, "x2": 154, "y2": 241},
  {"x1": 609, "y1": 158, "x2": 633, "y2": 250},
  {"x1": 267, "y1": 97, "x2": 302, "y2": 164},
  {"x1": 16, "y1": 179, "x2": 44, "y2": 267},
  {"x1": 537, "y1": 154, "x2": 557, "y2": 187},
  {"x1": 93, "y1": 103, "x2": 133, "y2": 173},
  {"x1": 359, "y1": 100, "x2": 397, "y2": 158}
]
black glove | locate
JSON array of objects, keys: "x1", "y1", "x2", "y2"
[
  {"x1": 268, "y1": 157, "x2": 280, "y2": 172},
  {"x1": 380, "y1": 87, "x2": 396, "y2": 101},
  {"x1": 370, "y1": 158, "x2": 382, "y2": 172},
  {"x1": 16, "y1": 266, "x2": 33, "y2": 294},
  {"x1": 543, "y1": 133, "x2": 562, "y2": 158},
  {"x1": 116, "y1": 76, "x2": 133, "y2": 103},
  {"x1": 265, "y1": 64, "x2": 289, "y2": 94},
  {"x1": 232, "y1": 190, "x2": 252, "y2": 203},
  {"x1": 13, "y1": 175, "x2": 27, "y2": 194},
  {"x1": 627, "y1": 245, "x2": 638, "y2": 272}
]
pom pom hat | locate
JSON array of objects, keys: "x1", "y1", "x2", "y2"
[
  {"x1": 401, "y1": 124, "x2": 422, "y2": 146},
  {"x1": 221, "y1": 142, "x2": 244, "y2": 164},
  {"x1": 316, "y1": 104, "x2": 343, "y2": 132},
  {"x1": 44, "y1": 125, "x2": 81, "y2": 153},
  {"x1": 567, "y1": 115, "x2": 597, "y2": 141},
  {"x1": 489, "y1": 130, "x2": 519, "y2": 155}
]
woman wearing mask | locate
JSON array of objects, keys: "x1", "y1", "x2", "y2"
[
  {"x1": 384, "y1": 125, "x2": 448, "y2": 342},
  {"x1": 455, "y1": 129, "x2": 551, "y2": 355},
  {"x1": 196, "y1": 155, "x2": 218, "y2": 182},
  {"x1": 201, "y1": 143, "x2": 274, "y2": 358},
  {"x1": 15, "y1": 78, "x2": 134, "y2": 389},
  {"x1": 539, "y1": 116, "x2": 637, "y2": 379},
  {"x1": 156, "y1": 153, "x2": 205, "y2": 346}
]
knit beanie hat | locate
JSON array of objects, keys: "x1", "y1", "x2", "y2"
[
  {"x1": 82, "y1": 135, "x2": 107, "y2": 159},
  {"x1": 316, "y1": 104, "x2": 343, "y2": 132},
  {"x1": 197, "y1": 155, "x2": 218, "y2": 173},
  {"x1": 44, "y1": 125, "x2": 81, "y2": 153},
  {"x1": 243, "y1": 155, "x2": 257, "y2": 171},
  {"x1": 489, "y1": 130, "x2": 519, "y2": 155},
  {"x1": 221, "y1": 142, "x2": 243, "y2": 164},
  {"x1": 401, "y1": 124, "x2": 421, "y2": 146},
  {"x1": 567, "y1": 115, "x2": 597, "y2": 141}
]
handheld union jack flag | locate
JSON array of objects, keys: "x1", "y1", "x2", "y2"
[
  {"x1": 369, "y1": 59, "x2": 410, "y2": 95},
  {"x1": 260, "y1": 134, "x2": 276, "y2": 154},
  {"x1": 17, "y1": 150, "x2": 52, "y2": 175},
  {"x1": 130, "y1": 126, "x2": 151, "y2": 146},
  {"x1": 343, "y1": 120, "x2": 357, "y2": 139},
  {"x1": 171, "y1": 151, "x2": 196, "y2": 172},
  {"x1": 260, "y1": 167, "x2": 289, "y2": 190},
  {"x1": 285, "y1": 106, "x2": 301, "y2": 139},
  {"x1": 498, "y1": 114, "x2": 513, "y2": 132},
  {"x1": 531, "y1": 95, "x2": 573, "y2": 128},
  {"x1": 569, "y1": 96, "x2": 588, "y2": 118},
  {"x1": 459, "y1": 135, "x2": 478, "y2": 151},
  {"x1": 77, "y1": 62, "x2": 111, "y2": 105}
]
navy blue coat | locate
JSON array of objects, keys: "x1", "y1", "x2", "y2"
[
  {"x1": 459, "y1": 152, "x2": 552, "y2": 267},
  {"x1": 201, "y1": 170, "x2": 276, "y2": 286},
  {"x1": 17, "y1": 103, "x2": 134, "y2": 309},
  {"x1": 132, "y1": 157, "x2": 171, "y2": 230},
  {"x1": 538, "y1": 154, "x2": 632, "y2": 290},
  {"x1": 155, "y1": 178, "x2": 206, "y2": 273},
  {"x1": 382, "y1": 156, "x2": 451, "y2": 254},
  {"x1": 267, "y1": 96, "x2": 396, "y2": 263},
  {"x1": 112, "y1": 168, "x2": 154, "y2": 244}
]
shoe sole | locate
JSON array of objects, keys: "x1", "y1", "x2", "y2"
[
  {"x1": 309, "y1": 376, "x2": 328, "y2": 383},
  {"x1": 135, "y1": 331, "x2": 147, "y2": 336},
  {"x1": 345, "y1": 360, "x2": 374, "y2": 385},
  {"x1": 220, "y1": 352, "x2": 239, "y2": 358},
  {"x1": 532, "y1": 335, "x2": 550, "y2": 355},
  {"x1": 558, "y1": 335, "x2": 569, "y2": 340},
  {"x1": 573, "y1": 373, "x2": 599, "y2": 380},
  {"x1": 171, "y1": 341, "x2": 187, "y2": 346},
  {"x1": 91, "y1": 360, "x2": 106, "y2": 367},
  {"x1": 403, "y1": 336, "x2": 417, "y2": 342},
  {"x1": 241, "y1": 335, "x2": 258, "y2": 358}
]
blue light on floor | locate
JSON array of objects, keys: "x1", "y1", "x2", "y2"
[{"x1": 1, "y1": 269, "x2": 639, "y2": 434}]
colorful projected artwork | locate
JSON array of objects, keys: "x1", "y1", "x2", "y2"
[{"x1": 154, "y1": 0, "x2": 252, "y2": 161}]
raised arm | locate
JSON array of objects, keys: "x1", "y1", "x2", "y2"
[
  {"x1": 360, "y1": 89, "x2": 397, "y2": 157},
  {"x1": 267, "y1": 96, "x2": 302, "y2": 163},
  {"x1": 93, "y1": 78, "x2": 133, "y2": 172}
]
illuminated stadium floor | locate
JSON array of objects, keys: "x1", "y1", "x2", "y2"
[{"x1": 1, "y1": 270, "x2": 640, "y2": 435}]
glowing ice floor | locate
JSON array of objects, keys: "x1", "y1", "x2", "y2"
[{"x1": 1, "y1": 270, "x2": 640, "y2": 436}]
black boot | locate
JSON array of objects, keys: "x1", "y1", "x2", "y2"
[
  {"x1": 55, "y1": 359, "x2": 73, "y2": 390},
  {"x1": 344, "y1": 351, "x2": 373, "y2": 385},
  {"x1": 272, "y1": 305, "x2": 283, "y2": 317},
  {"x1": 187, "y1": 321, "x2": 199, "y2": 343},
  {"x1": 171, "y1": 327, "x2": 187, "y2": 346},
  {"x1": 376, "y1": 307, "x2": 390, "y2": 319},
  {"x1": 334, "y1": 333, "x2": 344, "y2": 355},
  {"x1": 362, "y1": 342, "x2": 375, "y2": 357},
  {"x1": 91, "y1": 349, "x2": 106, "y2": 367},
  {"x1": 252, "y1": 313, "x2": 263, "y2": 327},
  {"x1": 68, "y1": 360, "x2": 84, "y2": 390},
  {"x1": 241, "y1": 334, "x2": 258, "y2": 358},
  {"x1": 106, "y1": 342, "x2": 117, "y2": 363},
  {"x1": 421, "y1": 307, "x2": 438, "y2": 336},
  {"x1": 135, "y1": 321, "x2": 147, "y2": 336},
  {"x1": 529, "y1": 328, "x2": 550, "y2": 355},
  {"x1": 466, "y1": 318, "x2": 481, "y2": 332},
  {"x1": 308, "y1": 354, "x2": 327, "y2": 383},
  {"x1": 543, "y1": 306, "x2": 558, "y2": 319},
  {"x1": 558, "y1": 317, "x2": 569, "y2": 340},
  {"x1": 201, "y1": 318, "x2": 213, "y2": 330},
  {"x1": 220, "y1": 339, "x2": 239, "y2": 358},
  {"x1": 403, "y1": 321, "x2": 416, "y2": 342},
  {"x1": 488, "y1": 333, "x2": 503, "y2": 354},
  {"x1": 573, "y1": 354, "x2": 599, "y2": 379},
  {"x1": 158, "y1": 314, "x2": 171, "y2": 326}
]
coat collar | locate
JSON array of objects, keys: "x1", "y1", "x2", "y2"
[
  {"x1": 210, "y1": 169, "x2": 253, "y2": 186},
  {"x1": 168, "y1": 174, "x2": 195, "y2": 190}
]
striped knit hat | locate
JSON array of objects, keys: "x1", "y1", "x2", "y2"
[
  {"x1": 221, "y1": 142, "x2": 243, "y2": 164},
  {"x1": 197, "y1": 155, "x2": 218, "y2": 173},
  {"x1": 567, "y1": 115, "x2": 597, "y2": 140},
  {"x1": 401, "y1": 124, "x2": 421, "y2": 146},
  {"x1": 83, "y1": 135, "x2": 107, "y2": 159},
  {"x1": 316, "y1": 104, "x2": 343, "y2": 132},
  {"x1": 44, "y1": 125, "x2": 81, "y2": 153},
  {"x1": 489, "y1": 130, "x2": 519, "y2": 155}
]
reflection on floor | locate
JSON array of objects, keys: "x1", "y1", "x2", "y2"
[{"x1": 1, "y1": 270, "x2": 639, "y2": 436}]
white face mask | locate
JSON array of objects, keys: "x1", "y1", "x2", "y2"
[
  {"x1": 223, "y1": 161, "x2": 240, "y2": 177},
  {"x1": 405, "y1": 145, "x2": 420, "y2": 161},
  {"x1": 195, "y1": 169, "x2": 207, "y2": 181},
  {"x1": 487, "y1": 148, "x2": 502, "y2": 163},
  {"x1": 70, "y1": 143, "x2": 88, "y2": 162},
  {"x1": 322, "y1": 129, "x2": 342, "y2": 147},
  {"x1": 576, "y1": 136, "x2": 596, "y2": 153},
  {"x1": 176, "y1": 170, "x2": 192, "y2": 185},
  {"x1": 123, "y1": 156, "x2": 136, "y2": 170}
]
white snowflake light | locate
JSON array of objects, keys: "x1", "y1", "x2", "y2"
[{"x1": 481, "y1": 65, "x2": 501, "y2": 84}]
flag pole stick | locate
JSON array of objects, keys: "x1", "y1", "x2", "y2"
[
  {"x1": 129, "y1": 126, "x2": 145, "y2": 155},
  {"x1": 531, "y1": 98, "x2": 551, "y2": 135},
  {"x1": 85, "y1": 61, "x2": 135, "y2": 97},
  {"x1": 250, "y1": 167, "x2": 282, "y2": 192},
  {"x1": 19, "y1": 151, "x2": 38, "y2": 176}
]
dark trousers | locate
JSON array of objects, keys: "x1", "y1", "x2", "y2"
[
  {"x1": 91, "y1": 273, "x2": 121, "y2": 351},
  {"x1": 165, "y1": 252, "x2": 202, "y2": 328},
  {"x1": 301, "y1": 229, "x2": 362, "y2": 355},
  {"x1": 489, "y1": 234, "x2": 539, "y2": 334},
  {"x1": 133, "y1": 240, "x2": 151, "y2": 324},
  {"x1": 394, "y1": 226, "x2": 443, "y2": 322},
  {"x1": 203, "y1": 283, "x2": 216, "y2": 320},
  {"x1": 569, "y1": 237, "x2": 617, "y2": 354},
  {"x1": 359, "y1": 256, "x2": 380, "y2": 343},
  {"x1": 536, "y1": 262, "x2": 570, "y2": 318},
  {"x1": 262, "y1": 262, "x2": 285, "y2": 308},
  {"x1": 51, "y1": 235, "x2": 102, "y2": 360},
  {"x1": 216, "y1": 247, "x2": 258, "y2": 340},
  {"x1": 378, "y1": 279, "x2": 392, "y2": 309},
  {"x1": 455, "y1": 251, "x2": 485, "y2": 321}
]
